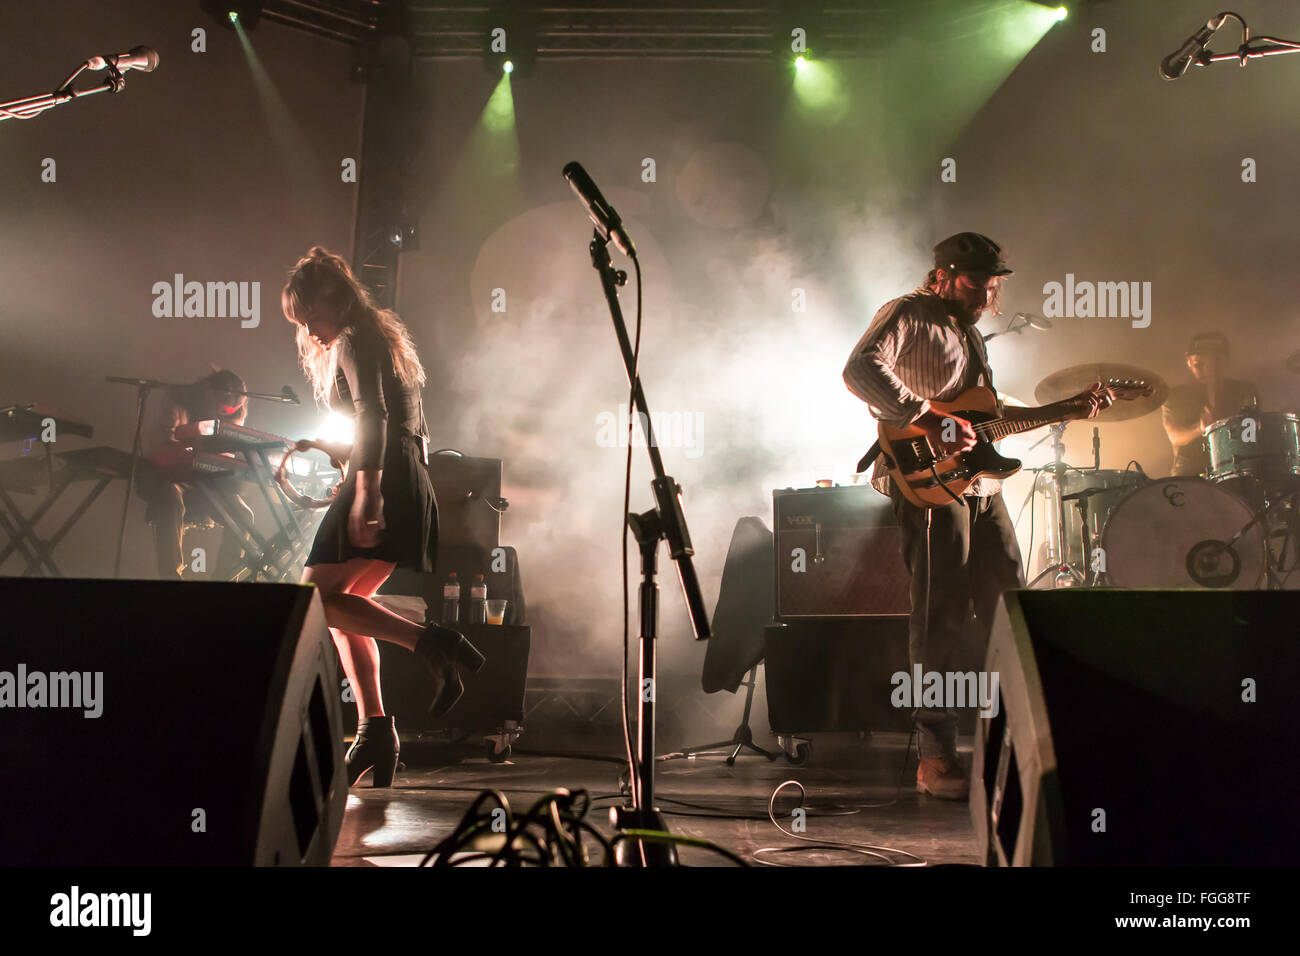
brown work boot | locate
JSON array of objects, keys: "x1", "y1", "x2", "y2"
[{"x1": 916, "y1": 756, "x2": 970, "y2": 800}]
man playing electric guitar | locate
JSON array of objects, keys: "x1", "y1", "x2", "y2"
[{"x1": 843, "y1": 232, "x2": 1114, "y2": 800}]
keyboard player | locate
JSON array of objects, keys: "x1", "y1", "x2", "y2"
[{"x1": 137, "y1": 369, "x2": 255, "y2": 578}]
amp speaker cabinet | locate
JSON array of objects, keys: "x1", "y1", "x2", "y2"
[
  {"x1": 773, "y1": 484, "x2": 910, "y2": 619},
  {"x1": 427, "y1": 453, "x2": 502, "y2": 553},
  {"x1": 0, "y1": 579, "x2": 346, "y2": 866},
  {"x1": 974, "y1": 589, "x2": 1300, "y2": 866},
  {"x1": 764, "y1": 619, "x2": 911, "y2": 733}
]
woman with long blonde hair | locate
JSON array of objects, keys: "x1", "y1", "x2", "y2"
[{"x1": 283, "y1": 246, "x2": 483, "y2": 788}]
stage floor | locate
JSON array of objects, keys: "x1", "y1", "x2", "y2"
[{"x1": 330, "y1": 733, "x2": 982, "y2": 867}]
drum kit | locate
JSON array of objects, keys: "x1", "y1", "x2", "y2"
[{"x1": 1021, "y1": 363, "x2": 1300, "y2": 591}]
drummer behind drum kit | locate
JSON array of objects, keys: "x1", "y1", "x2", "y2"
[{"x1": 1025, "y1": 363, "x2": 1300, "y2": 591}]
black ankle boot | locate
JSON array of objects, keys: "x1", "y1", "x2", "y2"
[
  {"x1": 413, "y1": 623, "x2": 486, "y2": 717},
  {"x1": 346, "y1": 715, "x2": 399, "y2": 787}
]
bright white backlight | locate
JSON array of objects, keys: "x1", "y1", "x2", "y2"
[{"x1": 319, "y1": 412, "x2": 356, "y2": 445}]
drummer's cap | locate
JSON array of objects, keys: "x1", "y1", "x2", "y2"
[
  {"x1": 933, "y1": 232, "x2": 1013, "y2": 277},
  {"x1": 1186, "y1": 332, "x2": 1229, "y2": 357}
]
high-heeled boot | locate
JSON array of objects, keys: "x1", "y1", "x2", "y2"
[
  {"x1": 413, "y1": 623, "x2": 486, "y2": 717},
  {"x1": 346, "y1": 715, "x2": 400, "y2": 787}
]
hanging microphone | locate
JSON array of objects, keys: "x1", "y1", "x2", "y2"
[
  {"x1": 86, "y1": 46, "x2": 159, "y2": 73},
  {"x1": 1160, "y1": 15, "x2": 1228, "y2": 79},
  {"x1": 562, "y1": 161, "x2": 636, "y2": 257},
  {"x1": 1014, "y1": 312, "x2": 1053, "y2": 331},
  {"x1": 984, "y1": 312, "x2": 1053, "y2": 341}
]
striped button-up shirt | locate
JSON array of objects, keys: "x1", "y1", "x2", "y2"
[{"x1": 843, "y1": 287, "x2": 1001, "y2": 497}]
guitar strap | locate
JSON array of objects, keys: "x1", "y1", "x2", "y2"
[
  {"x1": 333, "y1": 367, "x2": 352, "y2": 405},
  {"x1": 856, "y1": 441, "x2": 881, "y2": 474},
  {"x1": 961, "y1": 322, "x2": 996, "y2": 396}
]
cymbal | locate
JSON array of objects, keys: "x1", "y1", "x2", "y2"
[{"x1": 1033, "y1": 363, "x2": 1168, "y2": 422}]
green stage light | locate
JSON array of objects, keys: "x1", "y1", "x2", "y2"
[
  {"x1": 228, "y1": 11, "x2": 239, "y2": 23},
  {"x1": 795, "y1": 54, "x2": 807, "y2": 69},
  {"x1": 503, "y1": 60, "x2": 514, "y2": 73},
  {"x1": 1055, "y1": 6, "x2": 1067, "y2": 20}
]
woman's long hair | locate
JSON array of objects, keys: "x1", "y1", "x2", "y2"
[{"x1": 281, "y1": 247, "x2": 426, "y2": 405}]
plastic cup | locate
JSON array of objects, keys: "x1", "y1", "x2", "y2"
[{"x1": 486, "y1": 599, "x2": 508, "y2": 625}]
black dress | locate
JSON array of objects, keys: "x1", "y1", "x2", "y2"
[{"x1": 304, "y1": 321, "x2": 438, "y2": 571}]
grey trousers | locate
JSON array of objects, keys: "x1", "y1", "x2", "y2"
[{"x1": 888, "y1": 485, "x2": 1024, "y2": 760}]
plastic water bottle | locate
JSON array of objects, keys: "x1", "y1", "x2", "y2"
[
  {"x1": 441, "y1": 572, "x2": 460, "y2": 624},
  {"x1": 469, "y1": 573, "x2": 488, "y2": 624}
]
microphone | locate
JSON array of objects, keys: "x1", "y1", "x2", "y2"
[
  {"x1": 1014, "y1": 312, "x2": 1053, "y2": 331},
  {"x1": 984, "y1": 312, "x2": 1053, "y2": 341},
  {"x1": 1160, "y1": 15, "x2": 1227, "y2": 80},
  {"x1": 86, "y1": 46, "x2": 159, "y2": 74},
  {"x1": 562, "y1": 161, "x2": 636, "y2": 257},
  {"x1": 281, "y1": 385, "x2": 301, "y2": 405},
  {"x1": 1093, "y1": 426, "x2": 1100, "y2": 469}
]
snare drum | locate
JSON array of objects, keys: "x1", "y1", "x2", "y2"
[
  {"x1": 1204, "y1": 412, "x2": 1300, "y2": 492},
  {"x1": 1100, "y1": 477, "x2": 1265, "y2": 589}
]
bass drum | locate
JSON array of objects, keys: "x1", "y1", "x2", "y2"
[{"x1": 1101, "y1": 477, "x2": 1265, "y2": 589}]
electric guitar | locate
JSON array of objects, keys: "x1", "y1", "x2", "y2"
[{"x1": 868, "y1": 380, "x2": 1152, "y2": 507}]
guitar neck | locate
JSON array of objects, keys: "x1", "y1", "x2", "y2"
[{"x1": 972, "y1": 404, "x2": 1068, "y2": 442}]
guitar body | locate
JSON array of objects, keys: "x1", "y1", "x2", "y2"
[
  {"x1": 146, "y1": 441, "x2": 208, "y2": 482},
  {"x1": 878, "y1": 386, "x2": 1022, "y2": 507}
]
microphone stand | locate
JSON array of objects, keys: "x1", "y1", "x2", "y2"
[
  {"x1": 106, "y1": 376, "x2": 187, "y2": 578},
  {"x1": 982, "y1": 313, "x2": 1035, "y2": 342},
  {"x1": 241, "y1": 388, "x2": 300, "y2": 405},
  {"x1": 1178, "y1": 12, "x2": 1300, "y2": 74},
  {"x1": 0, "y1": 61, "x2": 127, "y2": 123},
  {"x1": 583, "y1": 228, "x2": 712, "y2": 867},
  {"x1": 1196, "y1": 39, "x2": 1300, "y2": 68}
]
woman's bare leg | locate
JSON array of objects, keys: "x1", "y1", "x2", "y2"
[
  {"x1": 303, "y1": 560, "x2": 395, "y2": 719},
  {"x1": 305, "y1": 558, "x2": 426, "y2": 651},
  {"x1": 338, "y1": 561, "x2": 401, "y2": 718},
  {"x1": 329, "y1": 626, "x2": 385, "y2": 719}
]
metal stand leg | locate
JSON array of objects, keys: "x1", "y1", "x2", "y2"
[{"x1": 658, "y1": 664, "x2": 779, "y2": 766}]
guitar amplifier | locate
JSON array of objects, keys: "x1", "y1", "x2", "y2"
[
  {"x1": 772, "y1": 484, "x2": 911, "y2": 620},
  {"x1": 427, "y1": 453, "x2": 502, "y2": 552}
]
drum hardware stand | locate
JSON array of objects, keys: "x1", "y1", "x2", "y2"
[
  {"x1": 1061, "y1": 486, "x2": 1110, "y2": 586},
  {"x1": 1026, "y1": 424, "x2": 1088, "y2": 588},
  {"x1": 1270, "y1": 489, "x2": 1300, "y2": 584},
  {"x1": 1253, "y1": 487, "x2": 1300, "y2": 589}
]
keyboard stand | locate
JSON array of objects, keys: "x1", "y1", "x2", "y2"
[{"x1": 0, "y1": 448, "x2": 122, "y2": 577}]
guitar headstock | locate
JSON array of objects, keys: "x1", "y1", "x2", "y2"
[{"x1": 1097, "y1": 378, "x2": 1154, "y2": 400}]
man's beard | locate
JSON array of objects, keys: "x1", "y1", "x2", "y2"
[{"x1": 944, "y1": 298, "x2": 983, "y2": 327}]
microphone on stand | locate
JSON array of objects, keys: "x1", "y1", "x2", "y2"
[
  {"x1": 281, "y1": 386, "x2": 301, "y2": 405},
  {"x1": 1093, "y1": 427, "x2": 1101, "y2": 469},
  {"x1": 85, "y1": 46, "x2": 159, "y2": 74},
  {"x1": 983, "y1": 312, "x2": 1053, "y2": 341},
  {"x1": 1160, "y1": 15, "x2": 1228, "y2": 79},
  {"x1": 562, "y1": 161, "x2": 636, "y2": 257}
]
